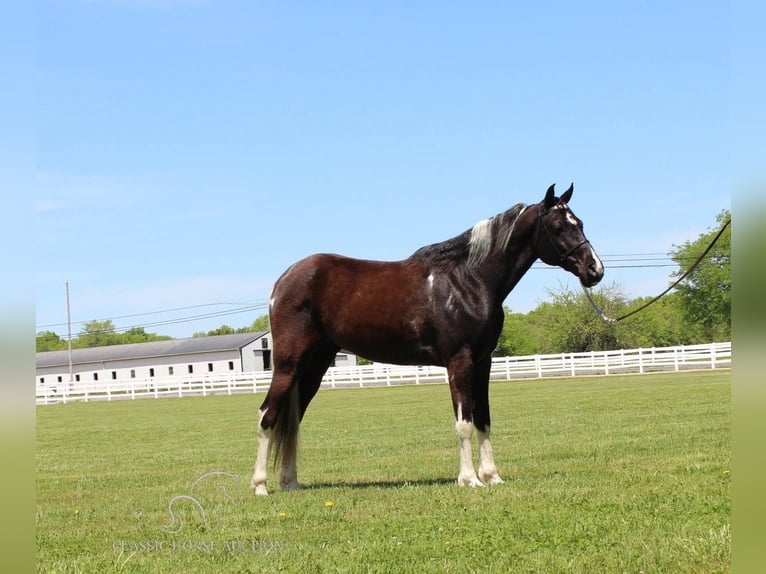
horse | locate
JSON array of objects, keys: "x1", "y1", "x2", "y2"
[{"x1": 250, "y1": 183, "x2": 604, "y2": 495}]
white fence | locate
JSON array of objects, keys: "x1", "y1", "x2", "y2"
[{"x1": 36, "y1": 341, "x2": 731, "y2": 405}]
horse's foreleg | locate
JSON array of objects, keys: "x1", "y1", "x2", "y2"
[
  {"x1": 455, "y1": 405, "x2": 484, "y2": 487},
  {"x1": 449, "y1": 352, "x2": 484, "y2": 487},
  {"x1": 476, "y1": 429, "x2": 504, "y2": 485},
  {"x1": 472, "y1": 358, "x2": 504, "y2": 485}
]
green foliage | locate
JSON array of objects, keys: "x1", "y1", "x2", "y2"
[
  {"x1": 192, "y1": 315, "x2": 271, "y2": 338},
  {"x1": 617, "y1": 292, "x2": 702, "y2": 348},
  {"x1": 72, "y1": 319, "x2": 117, "y2": 348},
  {"x1": 36, "y1": 372, "x2": 730, "y2": 573},
  {"x1": 249, "y1": 314, "x2": 271, "y2": 332},
  {"x1": 536, "y1": 282, "x2": 627, "y2": 352},
  {"x1": 495, "y1": 307, "x2": 540, "y2": 356},
  {"x1": 36, "y1": 323, "x2": 170, "y2": 352},
  {"x1": 202, "y1": 324, "x2": 237, "y2": 337},
  {"x1": 35, "y1": 330, "x2": 66, "y2": 352},
  {"x1": 670, "y1": 210, "x2": 731, "y2": 342}
]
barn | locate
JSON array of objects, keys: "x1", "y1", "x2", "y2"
[{"x1": 36, "y1": 332, "x2": 358, "y2": 388}]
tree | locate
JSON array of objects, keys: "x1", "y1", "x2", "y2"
[
  {"x1": 495, "y1": 307, "x2": 540, "y2": 356},
  {"x1": 120, "y1": 327, "x2": 172, "y2": 344},
  {"x1": 249, "y1": 315, "x2": 271, "y2": 332},
  {"x1": 531, "y1": 282, "x2": 626, "y2": 353},
  {"x1": 74, "y1": 319, "x2": 118, "y2": 348},
  {"x1": 204, "y1": 325, "x2": 236, "y2": 337},
  {"x1": 669, "y1": 210, "x2": 731, "y2": 341},
  {"x1": 36, "y1": 330, "x2": 67, "y2": 352},
  {"x1": 614, "y1": 292, "x2": 701, "y2": 349}
]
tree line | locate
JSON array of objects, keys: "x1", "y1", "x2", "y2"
[{"x1": 37, "y1": 210, "x2": 730, "y2": 356}]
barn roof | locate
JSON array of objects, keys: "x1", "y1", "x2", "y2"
[{"x1": 36, "y1": 332, "x2": 269, "y2": 368}]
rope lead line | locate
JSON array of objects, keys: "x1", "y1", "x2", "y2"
[{"x1": 584, "y1": 218, "x2": 731, "y2": 323}]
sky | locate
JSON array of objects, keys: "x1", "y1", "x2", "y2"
[{"x1": 34, "y1": 0, "x2": 733, "y2": 340}]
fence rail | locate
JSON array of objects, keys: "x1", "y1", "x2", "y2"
[{"x1": 36, "y1": 341, "x2": 731, "y2": 405}]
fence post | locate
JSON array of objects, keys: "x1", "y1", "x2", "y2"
[
  {"x1": 711, "y1": 344, "x2": 717, "y2": 369},
  {"x1": 638, "y1": 348, "x2": 644, "y2": 374}
]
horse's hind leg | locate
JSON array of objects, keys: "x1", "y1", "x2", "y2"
[
  {"x1": 251, "y1": 344, "x2": 338, "y2": 495},
  {"x1": 278, "y1": 345, "x2": 338, "y2": 489},
  {"x1": 251, "y1": 366, "x2": 295, "y2": 496}
]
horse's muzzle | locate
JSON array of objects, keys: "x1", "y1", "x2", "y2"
[{"x1": 580, "y1": 261, "x2": 604, "y2": 288}]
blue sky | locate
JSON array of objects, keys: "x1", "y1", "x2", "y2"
[{"x1": 35, "y1": 0, "x2": 731, "y2": 339}]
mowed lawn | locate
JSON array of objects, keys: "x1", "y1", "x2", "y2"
[{"x1": 36, "y1": 370, "x2": 730, "y2": 573}]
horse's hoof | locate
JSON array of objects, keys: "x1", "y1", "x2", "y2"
[
  {"x1": 479, "y1": 469, "x2": 505, "y2": 485},
  {"x1": 280, "y1": 479, "x2": 303, "y2": 491},
  {"x1": 457, "y1": 475, "x2": 485, "y2": 488},
  {"x1": 253, "y1": 483, "x2": 269, "y2": 496}
]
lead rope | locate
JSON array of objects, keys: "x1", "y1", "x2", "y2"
[{"x1": 583, "y1": 218, "x2": 731, "y2": 323}]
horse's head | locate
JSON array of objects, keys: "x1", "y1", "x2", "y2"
[{"x1": 534, "y1": 183, "x2": 604, "y2": 287}]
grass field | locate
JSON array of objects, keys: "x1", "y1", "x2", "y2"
[{"x1": 36, "y1": 370, "x2": 730, "y2": 573}]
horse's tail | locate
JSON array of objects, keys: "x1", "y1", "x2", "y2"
[{"x1": 268, "y1": 380, "x2": 300, "y2": 470}]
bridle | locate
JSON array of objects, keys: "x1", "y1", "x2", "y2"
[{"x1": 535, "y1": 205, "x2": 590, "y2": 264}]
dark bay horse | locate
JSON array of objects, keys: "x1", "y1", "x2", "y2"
[{"x1": 251, "y1": 184, "x2": 604, "y2": 495}]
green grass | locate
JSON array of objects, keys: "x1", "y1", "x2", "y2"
[{"x1": 36, "y1": 371, "x2": 730, "y2": 573}]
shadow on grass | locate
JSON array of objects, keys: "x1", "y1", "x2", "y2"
[{"x1": 301, "y1": 477, "x2": 456, "y2": 490}]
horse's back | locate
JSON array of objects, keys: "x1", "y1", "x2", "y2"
[{"x1": 270, "y1": 253, "x2": 437, "y2": 363}]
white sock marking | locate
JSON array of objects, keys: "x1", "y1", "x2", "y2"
[{"x1": 251, "y1": 408, "x2": 271, "y2": 496}]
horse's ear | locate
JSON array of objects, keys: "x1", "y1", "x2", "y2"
[
  {"x1": 544, "y1": 184, "x2": 556, "y2": 209},
  {"x1": 560, "y1": 183, "x2": 573, "y2": 205}
]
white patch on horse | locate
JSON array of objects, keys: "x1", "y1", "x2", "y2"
[
  {"x1": 455, "y1": 405, "x2": 484, "y2": 487},
  {"x1": 590, "y1": 244, "x2": 604, "y2": 275},
  {"x1": 477, "y1": 427, "x2": 504, "y2": 485},
  {"x1": 468, "y1": 219, "x2": 493, "y2": 266},
  {"x1": 251, "y1": 408, "x2": 271, "y2": 496},
  {"x1": 566, "y1": 211, "x2": 578, "y2": 226}
]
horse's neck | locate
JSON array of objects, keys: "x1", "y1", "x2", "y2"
[
  {"x1": 478, "y1": 213, "x2": 539, "y2": 301},
  {"x1": 495, "y1": 244, "x2": 538, "y2": 301}
]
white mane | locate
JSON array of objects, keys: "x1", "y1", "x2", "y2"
[{"x1": 467, "y1": 204, "x2": 527, "y2": 266}]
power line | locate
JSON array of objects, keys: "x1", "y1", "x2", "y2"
[
  {"x1": 36, "y1": 302, "x2": 269, "y2": 338},
  {"x1": 35, "y1": 301, "x2": 258, "y2": 329}
]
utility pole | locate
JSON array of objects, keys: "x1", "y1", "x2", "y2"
[{"x1": 66, "y1": 281, "x2": 73, "y2": 383}]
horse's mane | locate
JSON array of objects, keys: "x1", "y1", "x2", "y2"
[{"x1": 409, "y1": 203, "x2": 527, "y2": 270}]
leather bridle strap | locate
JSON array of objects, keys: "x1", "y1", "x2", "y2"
[{"x1": 536, "y1": 206, "x2": 590, "y2": 263}]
